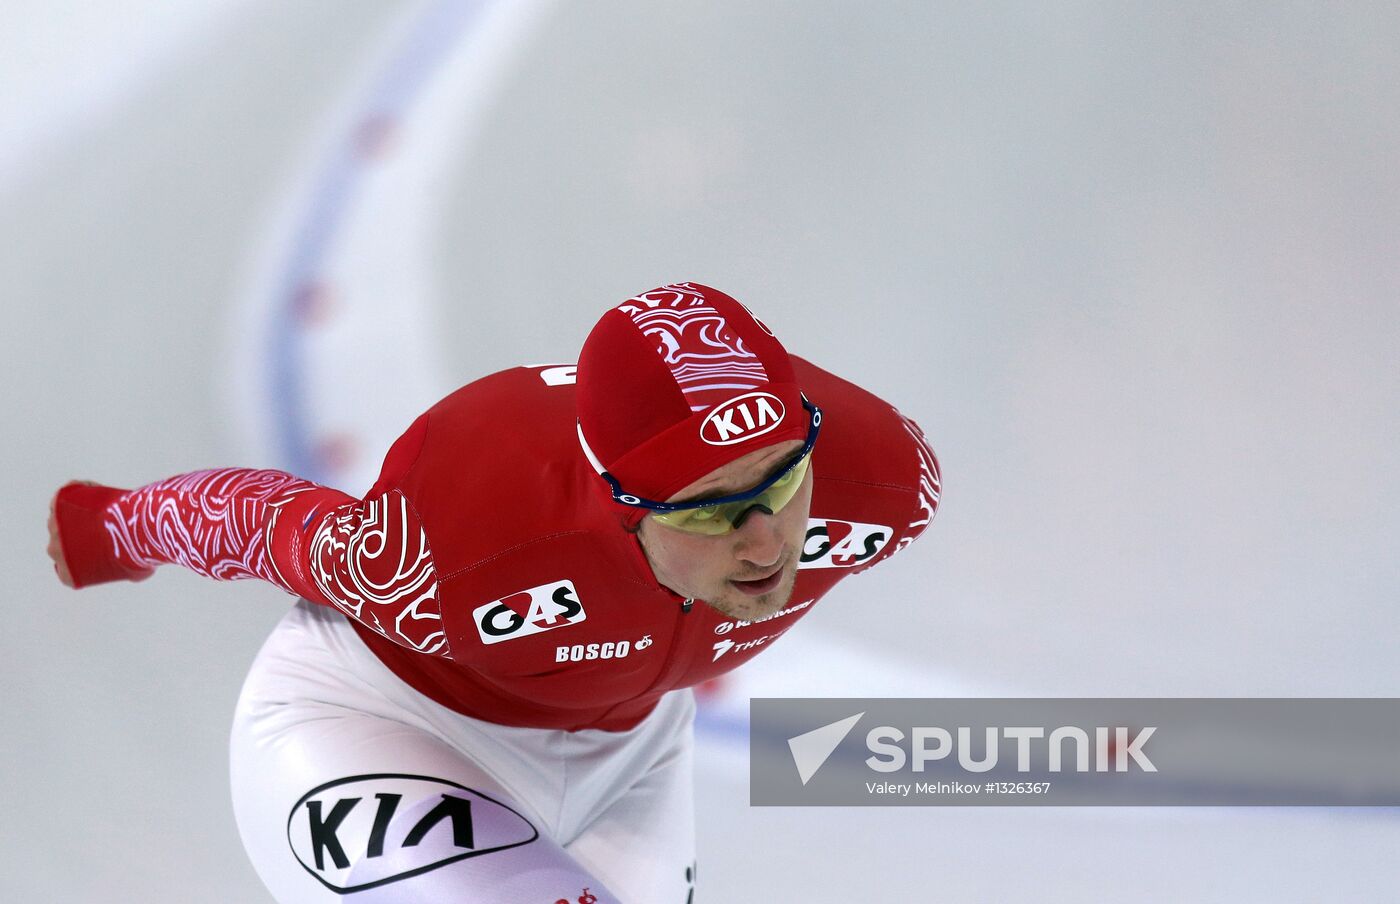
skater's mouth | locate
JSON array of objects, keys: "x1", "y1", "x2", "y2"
[{"x1": 730, "y1": 566, "x2": 784, "y2": 596}]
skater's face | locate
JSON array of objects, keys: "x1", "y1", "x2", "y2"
[{"x1": 637, "y1": 439, "x2": 812, "y2": 622}]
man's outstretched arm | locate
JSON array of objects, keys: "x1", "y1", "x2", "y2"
[{"x1": 48, "y1": 467, "x2": 451, "y2": 658}]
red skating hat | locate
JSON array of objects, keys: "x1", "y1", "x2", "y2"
[{"x1": 576, "y1": 282, "x2": 809, "y2": 517}]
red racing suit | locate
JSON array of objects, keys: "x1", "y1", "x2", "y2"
[{"x1": 55, "y1": 357, "x2": 940, "y2": 731}]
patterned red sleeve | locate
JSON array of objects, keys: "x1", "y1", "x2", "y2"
[
  {"x1": 55, "y1": 468, "x2": 451, "y2": 659},
  {"x1": 848, "y1": 410, "x2": 941, "y2": 575},
  {"x1": 893, "y1": 410, "x2": 941, "y2": 556}
]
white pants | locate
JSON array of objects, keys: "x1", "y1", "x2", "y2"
[{"x1": 230, "y1": 600, "x2": 697, "y2": 903}]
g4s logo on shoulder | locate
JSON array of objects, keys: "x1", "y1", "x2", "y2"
[
  {"x1": 798, "y1": 519, "x2": 891, "y2": 569},
  {"x1": 473, "y1": 580, "x2": 586, "y2": 645}
]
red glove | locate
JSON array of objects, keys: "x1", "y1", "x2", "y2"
[{"x1": 49, "y1": 482, "x2": 155, "y2": 588}]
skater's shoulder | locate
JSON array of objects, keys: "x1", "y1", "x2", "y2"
[
  {"x1": 379, "y1": 364, "x2": 614, "y2": 561},
  {"x1": 429, "y1": 364, "x2": 579, "y2": 417}
]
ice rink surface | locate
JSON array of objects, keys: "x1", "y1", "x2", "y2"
[{"x1": 3, "y1": 1, "x2": 1399, "y2": 900}]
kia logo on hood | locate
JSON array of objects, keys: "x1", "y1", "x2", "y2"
[{"x1": 700, "y1": 392, "x2": 786, "y2": 446}]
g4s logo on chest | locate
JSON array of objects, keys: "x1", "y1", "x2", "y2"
[{"x1": 473, "y1": 580, "x2": 586, "y2": 645}]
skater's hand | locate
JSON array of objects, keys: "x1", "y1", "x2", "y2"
[
  {"x1": 48, "y1": 481, "x2": 123, "y2": 588},
  {"x1": 49, "y1": 481, "x2": 153, "y2": 588}
]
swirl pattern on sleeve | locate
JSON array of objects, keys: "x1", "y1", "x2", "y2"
[
  {"x1": 307, "y1": 490, "x2": 450, "y2": 658},
  {"x1": 896, "y1": 411, "x2": 941, "y2": 553},
  {"x1": 100, "y1": 468, "x2": 450, "y2": 659},
  {"x1": 104, "y1": 468, "x2": 320, "y2": 583}
]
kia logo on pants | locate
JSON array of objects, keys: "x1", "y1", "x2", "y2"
[{"x1": 287, "y1": 774, "x2": 538, "y2": 893}]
